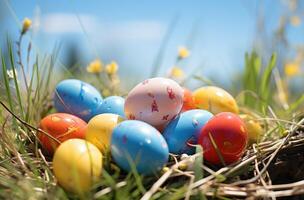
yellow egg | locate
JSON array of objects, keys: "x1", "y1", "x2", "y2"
[
  {"x1": 240, "y1": 114, "x2": 263, "y2": 142},
  {"x1": 85, "y1": 114, "x2": 124, "y2": 152},
  {"x1": 193, "y1": 86, "x2": 239, "y2": 114},
  {"x1": 53, "y1": 139, "x2": 102, "y2": 194}
]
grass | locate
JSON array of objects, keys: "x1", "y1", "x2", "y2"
[{"x1": 0, "y1": 22, "x2": 304, "y2": 200}]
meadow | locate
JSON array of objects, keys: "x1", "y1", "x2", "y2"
[{"x1": 0, "y1": 1, "x2": 304, "y2": 200}]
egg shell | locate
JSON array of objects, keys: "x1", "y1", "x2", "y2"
[
  {"x1": 111, "y1": 120, "x2": 169, "y2": 175},
  {"x1": 53, "y1": 79, "x2": 103, "y2": 122},
  {"x1": 240, "y1": 114, "x2": 263, "y2": 142},
  {"x1": 86, "y1": 113, "x2": 124, "y2": 152},
  {"x1": 181, "y1": 88, "x2": 196, "y2": 112},
  {"x1": 39, "y1": 113, "x2": 87, "y2": 154},
  {"x1": 99, "y1": 96, "x2": 125, "y2": 117},
  {"x1": 124, "y1": 77, "x2": 183, "y2": 127},
  {"x1": 53, "y1": 139, "x2": 102, "y2": 194},
  {"x1": 193, "y1": 86, "x2": 239, "y2": 114},
  {"x1": 163, "y1": 109, "x2": 213, "y2": 155},
  {"x1": 198, "y1": 112, "x2": 248, "y2": 165}
]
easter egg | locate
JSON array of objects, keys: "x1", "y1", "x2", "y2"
[
  {"x1": 39, "y1": 113, "x2": 87, "y2": 154},
  {"x1": 124, "y1": 77, "x2": 183, "y2": 127},
  {"x1": 111, "y1": 120, "x2": 169, "y2": 175},
  {"x1": 86, "y1": 113, "x2": 124, "y2": 152},
  {"x1": 198, "y1": 112, "x2": 248, "y2": 165},
  {"x1": 163, "y1": 109, "x2": 213, "y2": 155},
  {"x1": 193, "y1": 86, "x2": 239, "y2": 114},
  {"x1": 53, "y1": 79, "x2": 103, "y2": 122},
  {"x1": 53, "y1": 139, "x2": 102, "y2": 194},
  {"x1": 181, "y1": 88, "x2": 196, "y2": 112},
  {"x1": 240, "y1": 114, "x2": 263, "y2": 142},
  {"x1": 99, "y1": 96, "x2": 125, "y2": 117}
]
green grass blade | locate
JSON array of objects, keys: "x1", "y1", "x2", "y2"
[
  {"x1": 1, "y1": 48, "x2": 14, "y2": 114},
  {"x1": 288, "y1": 94, "x2": 304, "y2": 113},
  {"x1": 25, "y1": 57, "x2": 38, "y2": 122},
  {"x1": 208, "y1": 132, "x2": 226, "y2": 166},
  {"x1": 259, "y1": 53, "x2": 277, "y2": 112},
  {"x1": 243, "y1": 52, "x2": 254, "y2": 106},
  {"x1": 243, "y1": 52, "x2": 261, "y2": 108},
  {"x1": 193, "y1": 74, "x2": 215, "y2": 86},
  {"x1": 194, "y1": 145, "x2": 203, "y2": 181},
  {"x1": 8, "y1": 39, "x2": 25, "y2": 119}
]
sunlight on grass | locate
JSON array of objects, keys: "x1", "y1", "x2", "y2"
[{"x1": 0, "y1": 2, "x2": 304, "y2": 199}]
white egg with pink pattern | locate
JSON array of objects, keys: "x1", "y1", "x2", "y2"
[{"x1": 124, "y1": 77, "x2": 184, "y2": 127}]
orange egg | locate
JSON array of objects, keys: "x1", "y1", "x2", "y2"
[
  {"x1": 39, "y1": 113, "x2": 87, "y2": 154},
  {"x1": 181, "y1": 88, "x2": 196, "y2": 112}
]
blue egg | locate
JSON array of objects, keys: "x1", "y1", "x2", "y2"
[
  {"x1": 163, "y1": 109, "x2": 213, "y2": 155},
  {"x1": 53, "y1": 79, "x2": 103, "y2": 122},
  {"x1": 111, "y1": 120, "x2": 169, "y2": 175},
  {"x1": 99, "y1": 96, "x2": 125, "y2": 117}
]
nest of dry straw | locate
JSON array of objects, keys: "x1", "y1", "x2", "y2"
[
  {"x1": 1, "y1": 98, "x2": 304, "y2": 199},
  {"x1": 136, "y1": 117, "x2": 304, "y2": 200}
]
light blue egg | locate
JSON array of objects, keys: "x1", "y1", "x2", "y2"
[
  {"x1": 111, "y1": 120, "x2": 169, "y2": 175},
  {"x1": 53, "y1": 79, "x2": 103, "y2": 122},
  {"x1": 163, "y1": 109, "x2": 213, "y2": 155},
  {"x1": 99, "y1": 96, "x2": 125, "y2": 117}
]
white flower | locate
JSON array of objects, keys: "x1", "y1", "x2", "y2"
[{"x1": 7, "y1": 69, "x2": 17, "y2": 79}]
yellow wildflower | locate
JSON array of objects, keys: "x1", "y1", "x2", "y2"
[
  {"x1": 169, "y1": 66, "x2": 185, "y2": 78},
  {"x1": 284, "y1": 62, "x2": 300, "y2": 77},
  {"x1": 22, "y1": 18, "x2": 32, "y2": 34},
  {"x1": 86, "y1": 59, "x2": 103, "y2": 74},
  {"x1": 178, "y1": 46, "x2": 190, "y2": 59},
  {"x1": 105, "y1": 61, "x2": 119, "y2": 75},
  {"x1": 290, "y1": 15, "x2": 301, "y2": 27}
]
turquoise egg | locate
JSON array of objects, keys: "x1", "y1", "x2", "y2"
[
  {"x1": 53, "y1": 79, "x2": 103, "y2": 122},
  {"x1": 111, "y1": 120, "x2": 169, "y2": 175},
  {"x1": 99, "y1": 96, "x2": 125, "y2": 117},
  {"x1": 163, "y1": 109, "x2": 213, "y2": 155}
]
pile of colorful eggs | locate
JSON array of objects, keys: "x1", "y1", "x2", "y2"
[{"x1": 39, "y1": 78, "x2": 262, "y2": 194}]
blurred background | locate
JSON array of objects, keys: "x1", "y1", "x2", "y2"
[{"x1": 0, "y1": 0, "x2": 303, "y2": 92}]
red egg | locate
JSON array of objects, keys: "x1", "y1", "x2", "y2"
[
  {"x1": 198, "y1": 112, "x2": 248, "y2": 165},
  {"x1": 181, "y1": 88, "x2": 195, "y2": 112},
  {"x1": 38, "y1": 113, "x2": 87, "y2": 154}
]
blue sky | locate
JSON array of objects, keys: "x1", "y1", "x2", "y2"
[{"x1": 0, "y1": 0, "x2": 302, "y2": 88}]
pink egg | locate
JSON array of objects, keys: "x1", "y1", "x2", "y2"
[{"x1": 125, "y1": 77, "x2": 183, "y2": 127}]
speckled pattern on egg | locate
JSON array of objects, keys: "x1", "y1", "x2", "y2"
[
  {"x1": 99, "y1": 96, "x2": 125, "y2": 117},
  {"x1": 193, "y1": 86, "x2": 239, "y2": 114},
  {"x1": 111, "y1": 120, "x2": 169, "y2": 175},
  {"x1": 124, "y1": 77, "x2": 183, "y2": 127},
  {"x1": 198, "y1": 112, "x2": 248, "y2": 165},
  {"x1": 53, "y1": 79, "x2": 103, "y2": 122},
  {"x1": 85, "y1": 113, "x2": 124, "y2": 152},
  {"x1": 52, "y1": 139, "x2": 102, "y2": 194},
  {"x1": 163, "y1": 109, "x2": 213, "y2": 155},
  {"x1": 39, "y1": 113, "x2": 87, "y2": 154}
]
